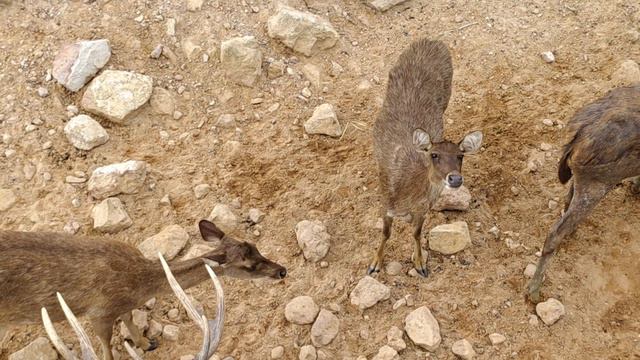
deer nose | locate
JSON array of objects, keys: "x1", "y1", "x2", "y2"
[
  {"x1": 278, "y1": 268, "x2": 287, "y2": 279},
  {"x1": 447, "y1": 173, "x2": 463, "y2": 188}
]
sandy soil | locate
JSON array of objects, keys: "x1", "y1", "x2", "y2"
[{"x1": 1, "y1": 0, "x2": 639, "y2": 359}]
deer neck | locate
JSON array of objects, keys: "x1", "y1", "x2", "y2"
[{"x1": 151, "y1": 252, "x2": 227, "y2": 298}]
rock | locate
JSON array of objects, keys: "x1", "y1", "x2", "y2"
[
  {"x1": 541, "y1": 51, "x2": 555, "y2": 63},
  {"x1": 611, "y1": 59, "x2": 640, "y2": 86},
  {"x1": 220, "y1": 36, "x2": 262, "y2": 87},
  {"x1": 267, "y1": 59, "x2": 286, "y2": 79},
  {"x1": 528, "y1": 314, "x2": 539, "y2": 326},
  {"x1": 37, "y1": 87, "x2": 49, "y2": 98},
  {"x1": 8, "y1": 337, "x2": 57, "y2": 360},
  {"x1": 368, "y1": 0, "x2": 408, "y2": 11},
  {"x1": 247, "y1": 208, "x2": 265, "y2": 224},
  {"x1": 385, "y1": 261, "x2": 402, "y2": 276},
  {"x1": 285, "y1": 296, "x2": 320, "y2": 325},
  {"x1": 148, "y1": 319, "x2": 163, "y2": 338},
  {"x1": 194, "y1": 184, "x2": 211, "y2": 199},
  {"x1": 432, "y1": 185, "x2": 471, "y2": 211},
  {"x1": 166, "y1": 19, "x2": 177, "y2": 36},
  {"x1": 301, "y1": 87, "x2": 312, "y2": 98},
  {"x1": 167, "y1": 308, "x2": 180, "y2": 321},
  {"x1": 542, "y1": 118, "x2": 554, "y2": 126},
  {"x1": 540, "y1": 143, "x2": 553, "y2": 151},
  {"x1": 150, "y1": 44, "x2": 163, "y2": 59},
  {"x1": 64, "y1": 114, "x2": 109, "y2": 150},
  {"x1": 428, "y1": 221, "x2": 471, "y2": 255},
  {"x1": 387, "y1": 326, "x2": 406, "y2": 351},
  {"x1": 536, "y1": 298, "x2": 565, "y2": 325},
  {"x1": 299, "y1": 345, "x2": 317, "y2": 360},
  {"x1": 295, "y1": 220, "x2": 331, "y2": 262},
  {"x1": 523, "y1": 264, "x2": 537, "y2": 278},
  {"x1": 488, "y1": 333, "x2": 506, "y2": 345},
  {"x1": 271, "y1": 346, "x2": 284, "y2": 359},
  {"x1": 150, "y1": 87, "x2": 175, "y2": 115},
  {"x1": 488, "y1": 226, "x2": 500, "y2": 239},
  {"x1": 208, "y1": 204, "x2": 238, "y2": 234},
  {"x1": 81, "y1": 70, "x2": 153, "y2": 123},
  {"x1": 0, "y1": 188, "x2": 17, "y2": 211},
  {"x1": 451, "y1": 339, "x2": 476, "y2": 360},
  {"x1": 310, "y1": 309, "x2": 339, "y2": 347},
  {"x1": 52, "y1": 39, "x2": 111, "y2": 92},
  {"x1": 301, "y1": 63, "x2": 322, "y2": 89},
  {"x1": 350, "y1": 276, "x2": 390, "y2": 310},
  {"x1": 372, "y1": 345, "x2": 399, "y2": 360},
  {"x1": 216, "y1": 114, "x2": 236, "y2": 128},
  {"x1": 91, "y1": 198, "x2": 133, "y2": 233},
  {"x1": 163, "y1": 324, "x2": 180, "y2": 341},
  {"x1": 392, "y1": 298, "x2": 406, "y2": 310},
  {"x1": 145, "y1": 298, "x2": 156, "y2": 309},
  {"x1": 404, "y1": 306, "x2": 441, "y2": 351},
  {"x1": 548, "y1": 199, "x2": 558, "y2": 210},
  {"x1": 132, "y1": 309, "x2": 148, "y2": 332},
  {"x1": 88, "y1": 160, "x2": 147, "y2": 199},
  {"x1": 304, "y1": 103, "x2": 341, "y2": 137},
  {"x1": 138, "y1": 225, "x2": 190, "y2": 261},
  {"x1": 186, "y1": 0, "x2": 203, "y2": 11},
  {"x1": 267, "y1": 7, "x2": 339, "y2": 56}
]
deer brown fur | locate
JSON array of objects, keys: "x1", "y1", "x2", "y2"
[
  {"x1": 368, "y1": 38, "x2": 483, "y2": 276},
  {"x1": 528, "y1": 84, "x2": 640, "y2": 303},
  {"x1": 0, "y1": 220, "x2": 286, "y2": 360}
]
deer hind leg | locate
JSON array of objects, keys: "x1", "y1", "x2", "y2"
[
  {"x1": 528, "y1": 179, "x2": 611, "y2": 303},
  {"x1": 91, "y1": 318, "x2": 115, "y2": 360},
  {"x1": 367, "y1": 214, "x2": 393, "y2": 275},
  {"x1": 120, "y1": 311, "x2": 157, "y2": 352},
  {"x1": 410, "y1": 213, "x2": 428, "y2": 277},
  {"x1": 564, "y1": 181, "x2": 574, "y2": 212}
]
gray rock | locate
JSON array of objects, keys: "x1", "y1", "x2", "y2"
[
  {"x1": 150, "y1": 87, "x2": 175, "y2": 115},
  {"x1": 216, "y1": 114, "x2": 236, "y2": 128},
  {"x1": 138, "y1": 225, "x2": 190, "y2": 261},
  {"x1": 81, "y1": 70, "x2": 153, "y2": 123},
  {"x1": 194, "y1": 184, "x2": 211, "y2": 199},
  {"x1": 0, "y1": 188, "x2": 17, "y2": 211},
  {"x1": 267, "y1": 59, "x2": 286, "y2": 79},
  {"x1": 285, "y1": 296, "x2": 320, "y2": 325},
  {"x1": 88, "y1": 160, "x2": 147, "y2": 199},
  {"x1": 220, "y1": 36, "x2": 262, "y2": 87},
  {"x1": 267, "y1": 7, "x2": 339, "y2": 56},
  {"x1": 91, "y1": 198, "x2": 133, "y2": 233},
  {"x1": 208, "y1": 204, "x2": 238, "y2": 234},
  {"x1": 385, "y1": 261, "x2": 403, "y2": 276},
  {"x1": 299, "y1": 345, "x2": 317, "y2": 360},
  {"x1": 536, "y1": 298, "x2": 565, "y2": 325},
  {"x1": 52, "y1": 39, "x2": 111, "y2": 92},
  {"x1": 523, "y1": 264, "x2": 537, "y2": 278},
  {"x1": 452, "y1": 339, "x2": 476, "y2": 360},
  {"x1": 405, "y1": 306, "x2": 441, "y2": 351},
  {"x1": 541, "y1": 51, "x2": 555, "y2": 63},
  {"x1": 350, "y1": 276, "x2": 390, "y2": 310},
  {"x1": 387, "y1": 326, "x2": 406, "y2": 351},
  {"x1": 148, "y1": 319, "x2": 163, "y2": 338},
  {"x1": 304, "y1": 103, "x2": 341, "y2": 137},
  {"x1": 488, "y1": 333, "x2": 506, "y2": 345},
  {"x1": 311, "y1": 309, "x2": 339, "y2": 347},
  {"x1": 372, "y1": 345, "x2": 399, "y2": 360},
  {"x1": 368, "y1": 0, "x2": 408, "y2": 11},
  {"x1": 295, "y1": 220, "x2": 331, "y2": 262},
  {"x1": 163, "y1": 324, "x2": 180, "y2": 341},
  {"x1": 428, "y1": 221, "x2": 471, "y2": 255},
  {"x1": 611, "y1": 59, "x2": 640, "y2": 86},
  {"x1": 8, "y1": 337, "x2": 57, "y2": 360},
  {"x1": 270, "y1": 346, "x2": 284, "y2": 359},
  {"x1": 248, "y1": 208, "x2": 265, "y2": 223},
  {"x1": 132, "y1": 309, "x2": 149, "y2": 332},
  {"x1": 432, "y1": 185, "x2": 471, "y2": 211},
  {"x1": 37, "y1": 87, "x2": 49, "y2": 98},
  {"x1": 64, "y1": 114, "x2": 109, "y2": 150}
]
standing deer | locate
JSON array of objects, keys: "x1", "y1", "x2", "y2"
[
  {"x1": 0, "y1": 220, "x2": 287, "y2": 360},
  {"x1": 528, "y1": 84, "x2": 640, "y2": 303},
  {"x1": 368, "y1": 38, "x2": 483, "y2": 277}
]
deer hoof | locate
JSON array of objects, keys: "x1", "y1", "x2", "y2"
[
  {"x1": 366, "y1": 265, "x2": 380, "y2": 275},
  {"x1": 415, "y1": 266, "x2": 429, "y2": 278},
  {"x1": 146, "y1": 338, "x2": 158, "y2": 351}
]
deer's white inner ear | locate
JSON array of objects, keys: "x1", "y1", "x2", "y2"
[
  {"x1": 413, "y1": 128, "x2": 432, "y2": 151},
  {"x1": 459, "y1": 130, "x2": 483, "y2": 153}
]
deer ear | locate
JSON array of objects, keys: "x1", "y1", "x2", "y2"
[
  {"x1": 459, "y1": 130, "x2": 483, "y2": 154},
  {"x1": 413, "y1": 128, "x2": 432, "y2": 151},
  {"x1": 198, "y1": 220, "x2": 225, "y2": 244}
]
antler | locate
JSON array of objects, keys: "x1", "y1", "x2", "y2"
[{"x1": 158, "y1": 252, "x2": 224, "y2": 360}]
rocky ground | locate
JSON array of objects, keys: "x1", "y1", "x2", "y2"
[{"x1": 1, "y1": 0, "x2": 639, "y2": 359}]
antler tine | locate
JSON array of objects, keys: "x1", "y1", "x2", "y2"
[
  {"x1": 123, "y1": 341, "x2": 144, "y2": 360},
  {"x1": 56, "y1": 292, "x2": 100, "y2": 360},
  {"x1": 203, "y1": 264, "x2": 224, "y2": 358},
  {"x1": 41, "y1": 306, "x2": 78, "y2": 360},
  {"x1": 158, "y1": 253, "x2": 205, "y2": 330}
]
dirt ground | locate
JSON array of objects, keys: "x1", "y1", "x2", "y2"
[{"x1": 1, "y1": 0, "x2": 639, "y2": 359}]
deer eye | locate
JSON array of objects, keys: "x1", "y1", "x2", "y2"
[{"x1": 431, "y1": 153, "x2": 439, "y2": 159}]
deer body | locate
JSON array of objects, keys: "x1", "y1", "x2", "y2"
[
  {"x1": 368, "y1": 38, "x2": 483, "y2": 276},
  {"x1": 528, "y1": 84, "x2": 640, "y2": 302}
]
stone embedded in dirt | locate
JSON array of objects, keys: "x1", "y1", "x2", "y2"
[
  {"x1": 295, "y1": 219, "x2": 331, "y2": 262},
  {"x1": 132, "y1": 309, "x2": 149, "y2": 332},
  {"x1": 372, "y1": 345, "x2": 399, "y2": 360},
  {"x1": 37, "y1": 87, "x2": 49, "y2": 98},
  {"x1": 285, "y1": 295, "x2": 320, "y2": 325},
  {"x1": 138, "y1": 225, "x2": 190, "y2": 261},
  {"x1": 248, "y1": 208, "x2": 265, "y2": 223},
  {"x1": 81, "y1": 70, "x2": 153, "y2": 123},
  {"x1": 52, "y1": 39, "x2": 111, "y2": 92},
  {"x1": 392, "y1": 298, "x2": 407, "y2": 310},
  {"x1": 220, "y1": 36, "x2": 262, "y2": 87},
  {"x1": 536, "y1": 298, "x2": 566, "y2": 325},
  {"x1": 432, "y1": 185, "x2": 472, "y2": 211},
  {"x1": 452, "y1": 339, "x2": 476, "y2": 360},
  {"x1": 528, "y1": 314, "x2": 540, "y2": 326},
  {"x1": 310, "y1": 309, "x2": 339, "y2": 347},
  {"x1": 385, "y1": 261, "x2": 403, "y2": 276},
  {"x1": 299, "y1": 345, "x2": 317, "y2": 360},
  {"x1": 404, "y1": 306, "x2": 441, "y2": 351},
  {"x1": 216, "y1": 113, "x2": 236, "y2": 128},
  {"x1": 8, "y1": 337, "x2": 57, "y2": 360},
  {"x1": 267, "y1": 7, "x2": 339, "y2": 56},
  {"x1": 148, "y1": 319, "x2": 163, "y2": 338},
  {"x1": 540, "y1": 51, "x2": 555, "y2": 63},
  {"x1": 194, "y1": 184, "x2": 211, "y2": 199},
  {"x1": 64, "y1": 114, "x2": 109, "y2": 150},
  {"x1": 387, "y1": 326, "x2": 406, "y2": 351},
  {"x1": 611, "y1": 59, "x2": 640, "y2": 86},
  {"x1": 428, "y1": 221, "x2": 471, "y2": 255},
  {"x1": 523, "y1": 263, "x2": 537, "y2": 278},
  {"x1": 150, "y1": 87, "x2": 176, "y2": 115},
  {"x1": 186, "y1": 0, "x2": 203, "y2": 11},
  {"x1": 209, "y1": 204, "x2": 239, "y2": 234},
  {"x1": 163, "y1": 324, "x2": 180, "y2": 341},
  {"x1": 488, "y1": 226, "x2": 500, "y2": 239},
  {"x1": 304, "y1": 103, "x2": 342, "y2": 137},
  {"x1": 91, "y1": 197, "x2": 133, "y2": 233},
  {"x1": 489, "y1": 333, "x2": 506, "y2": 345},
  {"x1": 88, "y1": 160, "x2": 148, "y2": 199},
  {"x1": 271, "y1": 345, "x2": 284, "y2": 359},
  {"x1": 350, "y1": 276, "x2": 391, "y2": 310},
  {"x1": 168, "y1": 308, "x2": 180, "y2": 321},
  {"x1": 540, "y1": 142, "x2": 553, "y2": 151},
  {"x1": 267, "y1": 59, "x2": 286, "y2": 79},
  {"x1": 368, "y1": 0, "x2": 408, "y2": 11},
  {"x1": 301, "y1": 63, "x2": 322, "y2": 89},
  {"x1": 0, "y1": 188, "x2": 17, "y2": 211},
  {"x1": 150, "y1": 44, "x2": 163, "y2": 59}
]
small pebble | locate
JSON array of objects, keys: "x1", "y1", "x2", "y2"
[
  {"x1": 541, "y1": 51, "x2": 555, "y2": 63},
  {"x1": 173, "y1": 111, "x2": 183, "y2": 120},
  {"x1": 37, "y1": 87, "x2": 49, "y2": 97},
  {"x1": 542, "y1": 118, "x2": 554, "y2": 126}
]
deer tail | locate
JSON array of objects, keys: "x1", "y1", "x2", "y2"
[{"x1": 558, "y1": 145, "x2": 573, "y2": 184}]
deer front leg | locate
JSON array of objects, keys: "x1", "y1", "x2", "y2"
[
  {"x1": 120, "y1": 311, "x2": 157, "y2": 352},
  {"x1": 411, "y1": 213, "x2": 428, "y2": 277},
  {"x1": 367, "y1": 214, "x2": 393, "y2": 275},
  {"x1": 91, "y1": 317, "x2": 115, "y2": 360},
  {"x1": 630, "y1": 176, "x2": 640, "y2": 195}
]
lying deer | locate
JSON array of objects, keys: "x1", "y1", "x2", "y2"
[
  {"x1": 0, "y1": 220, "x2": 286, "y2": 359},
  {"x1": 527, "y1": 84, "x2": 640, "y2": 303},
  {"x1": 368, "y1": 38, "x2": 483, "y2": 277}
]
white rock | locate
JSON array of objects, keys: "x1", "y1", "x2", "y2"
[
  {"x1": 216, "y1": 114, "x2": 236, "y2": 128},
  {"x1": 271, "y1": 346, "x2": 284, "y2": 359},
  {"x1": 194, "y1": 184, "x2": 211, "y2": 199},
  {"x1": 148, "y1": 319, "x2": 163, "y2": 338},
  {"x1": 536, "y1": 298, "x2": 565, "y2": 325},
  {"x1": 88, "y1": 160, "x2": 147, "y2": 199},
  {"x1": 186, "y1": 0, "x2": 203, "y2": 11},
  {"x1": 451, "y1": 339, "x2": 476, "y2": 360},
  {"x1": 91, "y1": 198, "x2": 133, "y2": 233},
  {"x1": 8, "y1": 337, "x2": 57, "y2": 360},
  {"x1": 368, "y1": 0, "x2": 408, "y2": 11},
  {"x1": 432, "y1": 185, "x2": 471, "y2": 211},
  {"x1": 404, "y1": 306, "x2": 441, "y2": 351},
  {"x1": 37, "y1": 87, "x2": 49, "y2": 98},
  {"x1": 220, "y1": 36, "x2": 262, "y2": 87},
  {"x1": 385, "y1": 261, "x2": 402, "y2": 276},
  {"x1": 428, "y1": 221, "x2": 471, "y2": 255},
  {"x1": 541, "y1": 51, "x2": 555, "y2": 63},
  {"x1": 208, "y1": 204, "x2": 238, "y2": 234},
  {"x1": 611, "y1": 59, "x2": 640, "y2": 86},
  {"x1": 166, "y1": 18, "x2": 176, "y2": 36},
  {"x1": 248, "y1": 208, "x2": 265, "y2": 223},
  {"x1": 285, "y1": 296, "x2": 320, "y2": 325},
  {"x1": 163, "y1": 325, "x2": 180, "y2": 341},
  {"x1": 542, "y1": 118, "x2": 554, "y2": 127},
  {"x1": 386, "y1": 326, "x2": 406, "y2": 351},
  {"x1": 304, "y1": 103, "x2": 341, "y2": 137},
  {"x1": 138, "y1": 225, "x2": 190, "y2": 261},
  {"x1": 310, "y1": 309, "x2": 339, "y2": 347},
  {"x1": 150, "y1": 87, "x2": 175, "y2": 115},
  {"x1": 267, "y1": 7, "x2": 339, "y2": 56},
  {"x1": 523, "y1": 264, "x2": 537, "y2": 278},
  {"x1": 52, "y1": 39, "x2": 111, "y2": 92},
  {"x1": 295, "y1": 220, "x2": 331, "y2": 262},
  {"x1": 0, "y1": 188, "x2": 17, "y2": 211},
  {"x1": 488, "y1": 333, "x2": 506, "y2": 345},
  {"x1": 350, "y1": 276, "x2": 390, "y2": 310},
  {"x1": 299, "y1": 345, "x2": 317, "y2": 360},
  {"x1": 372, "y1": 345, "x2": 399, "y2": 360},
  {"x1": 81, "y1": 70, "x2": 153, "y2": 123},
  {"x1": 64, "y1": 114, "x2": 109, "y2": 150},
  {"x1": 392, "y1": 298, "x2": 406, "y2": 310},
  {"x1": 132, "y1": 309, "x2": 148, "y2": 332},
  {"x1": 540, "y1": 142, "x2": 553, "y2": 151}
]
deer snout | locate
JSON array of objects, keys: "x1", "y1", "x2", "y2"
[{"x1": 446, "y1": 173, "x2": 463, "y2": 188}]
